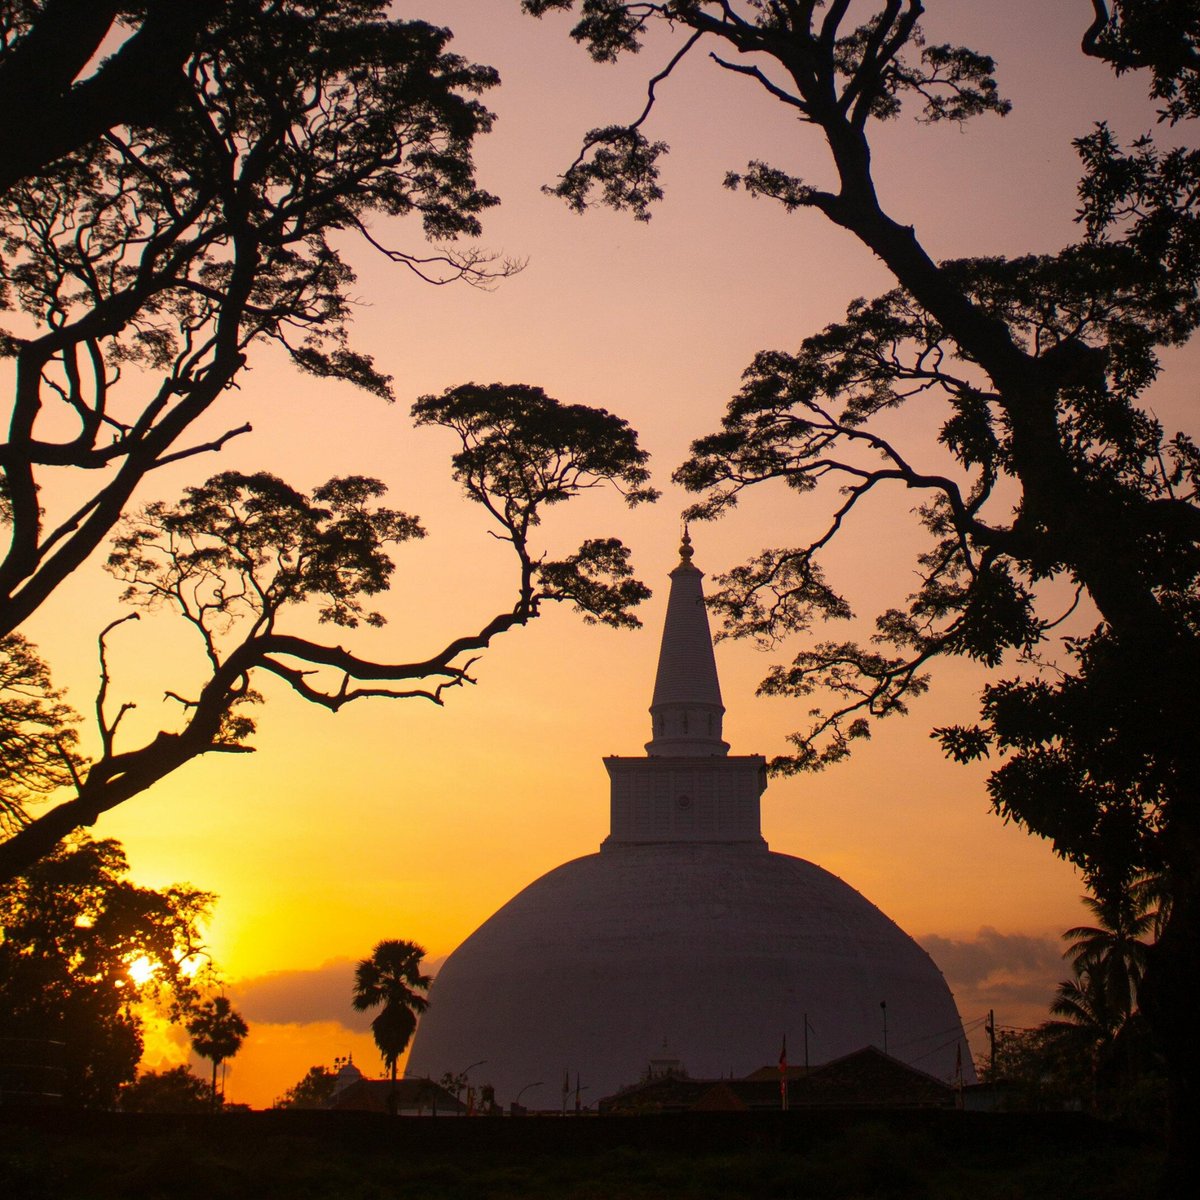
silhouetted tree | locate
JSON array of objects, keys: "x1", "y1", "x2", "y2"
[
  {"x1": 984, "y1": 878, "x2": 1165, "y2": 1118},
  {"x1": 0, "y1": 633, "x2": 82, "y2": 835},
  {"x1": 352, "y1": 939, "x2": 430, "y2": 1099},
  {"x1": 0, "y1": 834, "x2": 211, "y2": 1106},
  {"x1": 274, "y1": 1064, "x2": 338, "y2": 1110},
  {"x1": 984, "y1": 1024, "x2": 1090, "y2": 1112},
  {"x1": 1047, "y1": 965, "x2": 1127, "y2": 1091},
  {"x1": 1, "y1": 1, "x2": 503, "y2": 644},
  {"x1": 0, "y1": 383, "x2": 653, "y2": 880},
  {"x1": 1047, "y1": 875, "x2": 1165, "y2": 1112},
  {"x1": 439, "y1": 1068, "x2": 468, "y2": 1108},
  {"x1": 0, "y1": 3, "x2": 219, "y2": 196},
  {"x1": 186, "y1": 994, "x2": 247, "y2": 1110},
  {"x1": 120, "y1": 1064, "x2": 212, "y2": 1113},
  {"x1": 1040, "y1": 968, "x2": 1161, "y2": 1124},
  {"x1": 525, "y1": 2, "x2": 1200, "y2": 1180},
  {"x1": 1063, "y1": 876, "x2": 1162, "y2": 1025},
  {"x1": 1, "y1": 5, "x2": 660, "y2": 880}
]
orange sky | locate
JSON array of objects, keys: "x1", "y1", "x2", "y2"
[{"x1": 13, "y1": 2, "x2": 1199, "y2": 1107}]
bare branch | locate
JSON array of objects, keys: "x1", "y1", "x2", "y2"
[
  {"x1": 709, "y1": 53, "x2": 808, "y2": 112},
  {"x1": 628, "y1": 30, "x2": 705, "y2": 135},
  {"x1": 96, "y1": 613, "x2": 139, "y2": 755},
  {"x1": 153, "y1": 423, "x2": 254, "y2": 469},
  {"x1": 257, "y1": 656, "x2": 467, "y2": 711}
]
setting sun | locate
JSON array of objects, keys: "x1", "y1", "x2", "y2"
[
  {"x1": 126, "y1": 956, "x2": 158, "y2": 987},
  {"x1": 0, "y1": 7, "x2": 1194, "y2": 1195}
]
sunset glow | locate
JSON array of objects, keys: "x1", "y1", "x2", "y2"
[
  {"x1": 126, "y1": 956, "x2": 158, "y2": 988},
  {"x1": 9, "y1": 1, "x2": 1193, "y2": 1112}
]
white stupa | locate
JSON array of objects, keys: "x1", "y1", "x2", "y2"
[{"x1": 405, "y1": 534, "x2": 975, "y2": 1103}]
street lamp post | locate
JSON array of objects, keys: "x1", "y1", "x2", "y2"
[
  {"x1": 514, "y1": 1081, "x2": 544, "y2": 1115},
  {"x1": 457, "y1": 1060, "x2": 486, "y2": 1116}
]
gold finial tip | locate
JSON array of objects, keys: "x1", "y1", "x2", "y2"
[{"x1": 679, "y1": 523, "x2": 694, "y2": 561}]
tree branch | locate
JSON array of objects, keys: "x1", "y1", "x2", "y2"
[
  {"x1": 96, "y1": 613, "x2": 140, "y2": 756},
  {"x1": 153, "y1": 423, "x2": 254, "y2": 469}
]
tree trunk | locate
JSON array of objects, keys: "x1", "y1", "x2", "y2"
[
  {"x1": 0, "y1": 2, "x2": 219, "y2": 197},
  {"x1": 1139, "y1": 851, "x2": 1200, "y2": 1196}
]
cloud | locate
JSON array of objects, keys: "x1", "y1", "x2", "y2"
[
  {"x1": 229, "y1": 959, "x2": 368, "y2": 1031},
  {"x1": 920, "y1": 926, "x2": 1063, "y2": 987},
  {"x1": 217, "y1": 953, "x2": 447, "y2": 1108},
  {"x1": 918, "y1": 927, "x2": 1066, "y2": 1031},
  {"x1": 229, "y1": 955, "x2": 446, "y2": 1032}
]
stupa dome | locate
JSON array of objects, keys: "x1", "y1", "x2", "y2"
[
  {"x1": 330, "y1": 1058, "x2": 365, "y2": 1096},
  {"x1": 405, "y1": 534, "x2": 974, "y2": 1103}
]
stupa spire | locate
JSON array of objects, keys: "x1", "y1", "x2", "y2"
[{"x1": 645, "y1": 527, "x2": 729, "y2": 757}]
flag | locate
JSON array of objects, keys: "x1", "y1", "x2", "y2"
[
  {"x1": 779, "y1": 1034, "x2": 788, "y2": 1110},
  {"x1": 779, "y1": 1034, "x2": 788, "y2": 1073}
]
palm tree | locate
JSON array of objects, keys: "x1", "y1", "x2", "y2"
[
  {"x1": 1130, "y1": 870, "x2": 1172, "y2": 942},
  {"x1": 1047, "y1": 874, "x2": 1164, "y2": 1109},
  {"x1": 352, "y1": 939, "x2": 431, "y2": 1105},
  {"x1": 186, "y1": 996, "x2": 248, "y2": 1110},
  {"x1": 1048, "y1": 966, "x2": 1124, "y2": 1045},
  {"x1": 1062, "y1": 873, "x2": 1161, "y2": 1026}
]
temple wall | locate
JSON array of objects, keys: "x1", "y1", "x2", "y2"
[{"x1": 603, "y1": 754, "x2": 767, "y2": 846}]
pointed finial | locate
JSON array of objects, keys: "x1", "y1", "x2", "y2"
[{"x1": 679, "y1": 522, "x2": 693, "y2": 563}]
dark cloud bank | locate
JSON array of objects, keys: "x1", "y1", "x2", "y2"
[
  {"x1": 234, "y1": 933, "x2": 1062, "y2": 1034},
  {"x1": 231, "y1": 956, "x2": 447, "y2": 1031},
  {"x1": 224, "y1": 940, "x2": 1057, "y2": 1096},
  {"x1": 918, "y1": 927, "x2": 1065, "y2": 1023}
]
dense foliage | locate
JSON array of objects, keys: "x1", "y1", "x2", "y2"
[
  {"x1": 120, "y1": 1064, "x2": 213, "y2": 1113},
  {"x1": 0, "y1": 835, "x2": 210, "y2": 1106},
  {"x1": 984, "y1": 876, "x2": 1166, "y2": 1124},
  {"x1": 0, "y1": 632, "x2": 82, "y2": 835},
  {"x1": 1, "y1": 0, "x2": 503, "y2": 644},
  {"x1": 0, "y1": 4, "x2": 656, "y2": 881},
  {"x1": 523, "y1": 0, "x2": 1200, "y2": 1182},
  {"x1": 274, "y1": 1063, "x2": 338, "y2": 1109}
]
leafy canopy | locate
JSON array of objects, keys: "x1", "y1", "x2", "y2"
[
  {"x1": 0, "y1": 1, "x2": 524, "y2": 880},
  {"x1": 186, "y1": 994, "x2": 248, "y2": 1067},
  {"x1": 0, "y1": 0, "x2": 659, "y2": 883},
  {"x1": 1, "y1": 0, "x2": 507, "y2": 636},
  {"x1": 413, "y1": 382, "x2": 658, "y2": 628},
  {"x1": 274, "y1": 1063, "x2": 338, "y2": 1109},
  {"x1": 524, "y1": 2, "x2": 1200, "y2": 913},
  {"x1": 2, "y1": 379, "x2": 654, "y2": 883},
  {"x1": 352, "y1": 938, "x2": 431, "y2": 1079},
  {"x1": 0, "y1": 632, "x2": 83, "y2": 834},
  {"x1": 109, "y1": 472, "x2": 424, "y2": 640},
  {"x1": 120, "y1": 1064, "x2": 213, "y2": 1114},
  {"x1": 522, "y1": 1, "x2": 1009, "y2": 220},
  {"x1": 0, "y1": 834, "x2": 213, "y2": 1106}
]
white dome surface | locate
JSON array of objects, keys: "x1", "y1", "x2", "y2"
[
  {"x1": 406, "y1": 540, "x2": 975, "y2": 1105},
  {"x1": 406, "y1": 841, "x2": 974, "y2": 1104}
]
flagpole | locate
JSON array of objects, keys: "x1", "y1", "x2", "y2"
[{"x1": 779, "y1": 1034, "x2": 789, "y2": 1112}]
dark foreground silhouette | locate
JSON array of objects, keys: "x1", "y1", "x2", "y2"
[{"x1": 0, "y1": 1106, "x2": 1159, "y2": 1200}]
